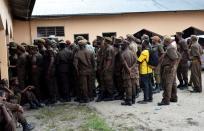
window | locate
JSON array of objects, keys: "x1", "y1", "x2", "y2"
[
  {"x1": 37, "y1": 26, "x2": 65, "y2": 37},
  {"x1": 102, "y1": 32, "x2": 117, "y2": 37},
  {"x1": 74, "y1": 34, "x2": 89, "y2": 41}
]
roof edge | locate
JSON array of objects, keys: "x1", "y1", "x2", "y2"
[{"x1": 31, "y1": 9, "x2": 204, "y2": 19}]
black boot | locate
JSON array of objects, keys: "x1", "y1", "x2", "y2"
[
  {"x1": 121, "y1": 99, "x2": 132, "y2": 106},
  {"x1": 29, "y1": 101, "x2": 38, "y2": 109},
  {"x1": 132, "y1": 96, "x2": 136, "y2": 104},
  {"x1": 180, "y1": 82, "x2": 188, "y2": 90},
  {"x1": 114, "y1": 93, "x2": 124, "y2": 100},
  {"x1": 158, "y1": 101, "x2": 170, "y2": 106},
  {"x1": 177, "y1": 82, "x2": 183, "y2": 88},
  {"x1": 135, "y1": 89, "x2": 140, "y2": 98},
  {"x1": 22, "y1": 122, "x2": 34, "y2": 131},
  {"x1": 96, "y1": 92, "x2": 105, "y2": 102},
  {"x1": 153, "y1": 84, "x2": 160, "y2": 94},
  {"x1": 33, "y1": 100, "x2": 43, "y2": 108}
]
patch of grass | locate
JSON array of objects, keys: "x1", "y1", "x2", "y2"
[
  {"x1": 81, "y1": 113, "x2": 113, "y2": 131},
  {"x1": 28, "y1": 103, "x2": 113, "y2": 131}
]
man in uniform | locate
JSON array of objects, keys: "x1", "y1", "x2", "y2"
[
  {"x1": 176, "y1": 32, "x2": 189, "y2": 89},
  {"x1": 0, "y1": 87, "x2": 34, "y2": 131},
  {"x1": 56, "y1": 42, "x2": 73, "y2": 102},
  {"x1": 113, "y1": 38, "x2": 124, "y2": 100},
  {"x1": 120, "y1": 40, "x2": 138, "y2": 106},
  {"x1": 127, "y1": 34, "x2": 141, "y2": 97},
  {"x1": 73, "y1": 39, "x2": 95, "y2": 103},
  {"x1": 95, "y1": 36, "x2": 105, "y2": 101},
  {"x1": 98, "y1": 37, "x2": 115, "y2": 101},
  {"x1": 151, "y1": 36, "x2": 165, "y2": 93},
  {"x1": 30, "y1": 45, "x2": 43, "y2": 101},
  {"x1": 189, "y1": 35, "x2": 203, "y2": 93},
  {"x1": 158, "y1": 36, "x2": 180, "y2": 106},
  {"x1": 43, "y1": 42, "x2": 58, "y2": 104},
  {"x1": 8, "y1": 42, "x2": 18, "y2": 79},
  {"x1": 16, "y1": 45, "x2": 28, "y2": 90}
]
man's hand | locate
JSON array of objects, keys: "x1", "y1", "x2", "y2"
[{"x1": 18, "y1": 106, "x2": 24, "y2": 113}]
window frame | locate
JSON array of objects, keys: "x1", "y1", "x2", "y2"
[{"x1": 37, "y1": 26, "x2": 65, "y2": 37}]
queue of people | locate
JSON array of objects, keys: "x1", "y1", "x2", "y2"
[{"x1": 0, "y1": 32, "x2": 203, "y2": 131}]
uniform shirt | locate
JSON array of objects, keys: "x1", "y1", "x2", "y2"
[
  {"x1": 121, "y1": 48, "x2": 138, "y2": 79},
  {"x1": 177, "y1": 38, "x2": 189, "y2": 64},
  {"x1": 161, "y1": 43, "x2": 179, "y2": 67},
  {"x1": 190, "y1": 42, "x2": 203, "y2": 58},
  {"x1": 129, "y1": 41, "x2": 138, "y2": 57},
  {"x1": 102, "y1": 45, "x2": 115, "y2": 72},
  {"x1": 138, "y1": 49, "x2": 153, "y2": 74},
  {"x1": 56, "y1": 48, "x2": 73, "y2": 73},
  {"x1": 73, "y1": 47, "x2": 95, "y2": 75}
]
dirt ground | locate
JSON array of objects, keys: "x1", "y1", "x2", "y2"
[
  {"x1": 90, "y1": 73, "x2": 204, "y2": 131},
  {"x1": 18, "y1": 73, "x2": 204, "y2": 131}
]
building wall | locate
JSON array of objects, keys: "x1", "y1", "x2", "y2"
[
  {"x1": 14, "y1": 11, "x2": 204, "y2": 44},
  {"x1": 0, "y1": 0, "x2": 13, "y2": 79}
]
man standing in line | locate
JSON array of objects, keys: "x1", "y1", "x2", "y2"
[
  {"x1": 158, "y1": 36, "x2": 181, "y2": 106},
  {"x1": 151, "y1": 36, "x2": 165, "y2": 93},
  {"x1": 176, "y1": 32, "x2": 189, "y2": 89},
  {"x1": 56, "y1": 42, "x2": 73, "y2": 102},
  {"x1": 189, "y1": 35, "x2": 203, "y2": 93},
  {"x1": 120, "y1": 40, "x2": 138, "y2": 106},
  {"x1": 73, "y1": 39, "x2": 95, "y2": 103}
]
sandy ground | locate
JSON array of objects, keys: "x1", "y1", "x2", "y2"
[
  {"x1": 17, "y1": 73, "x2": 204, "y2": 131},
  {"x1": 89, "y1": 73, "x2": 204, "y2": 131}
]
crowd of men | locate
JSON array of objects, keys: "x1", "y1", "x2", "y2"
[{"x1": 0, "y1": 32, "x2": 203, "y2": 131}]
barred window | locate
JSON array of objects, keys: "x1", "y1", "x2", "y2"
[
  {"x1": 102, "y1": 32, "x2": 117, "y2": 37},
  {"x1": 37, "y1": 26, "x2": 65, "y2": 37}
]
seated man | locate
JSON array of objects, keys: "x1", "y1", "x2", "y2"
[
  {"x1": 0, "y1": 91, "x2": 16, "y2": 131},
  {"x1": 9, "y1": 78, "x2": 42, "y2": 109},
  {"x1": 0, "y1": 88, "x2": 34, "y2": 131}
]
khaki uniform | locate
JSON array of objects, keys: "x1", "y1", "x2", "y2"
[
  {"x1": 101, "y1": 45, "x2": 115, "y2": 96},
  {"x1": 190, "y1": 42, "x2": 203, "y2": 92},
  {"x1": 177, "y1": 39, "x2": 189, "y2": 85},
  {"x1": 73, "y1": 47, "x2": 95, "y2": 100},
  {"x1": 31, "y1": 52, "x2": 43, "y2": 99},
  {"x1": 121, "y1": 48, "x2": 138, "y2": 101},
  {"x1": 114, "y1": 50, "x2": 124, "y2": 96},
  {"x1": 161, "y1": 43, "x2": 180, "y2": 103},
  {"x1": 43, "y1": 48, "x2": 58, "y2": 102},
  {"x1": 17, "y1": 52, "x2": 28, "y2": 89},
  {"x1": 56, "y1": 48, "x2": 73, "y2": 100}
]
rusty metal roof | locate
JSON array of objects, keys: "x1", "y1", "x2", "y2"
[
  {"x1": 8, "y1": 0, "x2": 36, "y2": 20},
  {"x1": 32, "y1": 0, "x2": 204, "y2": 17}
]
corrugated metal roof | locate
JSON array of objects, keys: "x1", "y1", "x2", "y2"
[
  {"x1": 32, "y1": 0, "x2": 204, "y2": 17},
  {"x1": 9, "y1": 0, "x2": 36, "y2": 20}
]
